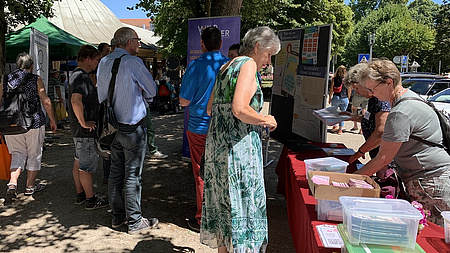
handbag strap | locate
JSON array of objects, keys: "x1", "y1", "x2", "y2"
[
  {"x1": 394, "y1": 96, "x2": 446, "y2": 149},
  {"x1": 107, "y1": 54, "x2": 126, "y2": 107}
]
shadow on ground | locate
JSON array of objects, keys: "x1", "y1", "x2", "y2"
[{"x1": 0, "y1": 109, "x2": 294, "y2": 252}]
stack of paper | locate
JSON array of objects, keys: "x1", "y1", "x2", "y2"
[{"x1": 313, "y1": 106, "x2": 352, "y2": 126}]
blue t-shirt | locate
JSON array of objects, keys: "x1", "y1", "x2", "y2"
[{"x1": 180, "y1": 51, "x2": 229, "y2": 134}]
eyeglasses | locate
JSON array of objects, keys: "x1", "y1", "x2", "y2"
[
  {"x1": 131, "y1": 37, "x2": 141, "y2": 42},
  {"x1": 364, "y1": 81, "x2": 384, "y2": 93}
]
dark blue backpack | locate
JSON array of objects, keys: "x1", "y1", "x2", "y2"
[{"x1": 0, "y1": 74, "x2": 34, "y2": 135}]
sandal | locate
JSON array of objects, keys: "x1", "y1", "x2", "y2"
[
  {"x1": 6, "y1": 183, "x2": 17, "y2": 196},
  {"x1": 25, "y1": 183, "x2": 46, "y2": 196}
]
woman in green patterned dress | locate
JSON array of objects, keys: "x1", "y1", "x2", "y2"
[{"x1": 200, "y1": 26, "x2": 280, "y2": 253}]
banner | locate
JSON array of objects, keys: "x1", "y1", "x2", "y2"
[
  {"x1": 30, "y1": 28, "x2": 49, "y2": 92},
  {"x1": 187, "y1": 16, "x2": 241, "y2": 65},
  {"x1": 182, "y1": 16, "x2": 241, "y2": 159}
]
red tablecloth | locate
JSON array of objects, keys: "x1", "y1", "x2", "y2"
[{"x1": 275, "y1": 144, "x2": 449, "y2": 253}]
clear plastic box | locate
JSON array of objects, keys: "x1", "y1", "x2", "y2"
[
  {"x1": 442, "y1": 211, "x2": 450, "y2": 244},
  {"x1": 317, "y1": 199, "x2": 343, "y2": 222},
  {"x1": 339, "y1": 196, "x2": 422, "y2": 249},
  {"x1": 304, "y1": 157, "x2": 349, "y2": 179}
]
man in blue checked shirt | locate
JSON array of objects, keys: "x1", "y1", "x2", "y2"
[{"x1": 97, "y1": 27, "x2": 158, "y2": 234}]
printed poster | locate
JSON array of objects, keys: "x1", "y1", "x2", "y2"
[
  {"x1": 273, "y1": 29, "x2": 301, "y2": 96},
  {"x1": 30, "y1": 27, "x2": 49, "y2": 92},
  {"x1": 301, "y1": 26, "x2": 319, "y2": 65}
]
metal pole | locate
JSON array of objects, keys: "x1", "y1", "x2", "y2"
[
  {"x1": 439, "y1": 60, "x2": 441, "y2": 75},
  {"x1": 368, "y1": 33, "x2": 375, "y2": 62}
]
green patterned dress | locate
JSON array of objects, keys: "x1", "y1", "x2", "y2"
[{"x1": 200, "y1": 56, "x2": 268, "y2": 252}]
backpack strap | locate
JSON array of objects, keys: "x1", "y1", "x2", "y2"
[
  {"x1": 107, "y1": 54, "x2": 126, "y2": 107},
  {"x1": 394, "y1": 96, "x2": 446, "y2": 149}
]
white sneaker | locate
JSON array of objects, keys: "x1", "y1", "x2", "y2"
[{"x1": 150, "y1": 151, "x2": 168, "y2": 159}]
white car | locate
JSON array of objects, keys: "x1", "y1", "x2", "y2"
[{"x1": 428, "y1": 88, "x2": 450, "y2": 119}]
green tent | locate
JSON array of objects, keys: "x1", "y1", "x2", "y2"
[{"x1": 6, "y1": 15, "x2": 89, "y2": 62}]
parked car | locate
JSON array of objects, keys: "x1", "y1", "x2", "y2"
[
  {"x1": 401, "y1": 72, "x2": 443, "y2": 80},
  {"x1": 402, "y1": 78, "x2": 450, "y2": 99},
  {"x1": 428, "y1": 88, "x2": 450, "y2": 118}
]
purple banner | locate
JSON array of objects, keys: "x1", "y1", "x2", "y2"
[
  {"x1": 187, "y1": 16, "x2": 241, "y2": 65},
  {"x1": 182, "y1": 16, "x2": 241, "y2": 159}
]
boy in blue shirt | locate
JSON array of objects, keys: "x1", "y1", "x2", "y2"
[{"x1": 179, "y1": 26, "x2": 229, "y2": 232}]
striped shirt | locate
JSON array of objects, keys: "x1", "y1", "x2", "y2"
[{"x1": 97, "y1": 48, "x2": 156, "y2": 125}]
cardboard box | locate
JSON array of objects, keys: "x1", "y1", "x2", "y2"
[{"x1": 308, "y1": 171, "x2": 380, "y2": 201}]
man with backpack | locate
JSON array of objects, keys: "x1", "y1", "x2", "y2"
[
  {"x1": 1, "y1": 53, "x2": 57, "y2": 196},
  {"x1": 97, "y1": 27, "x2": 158, "y2": 234}
]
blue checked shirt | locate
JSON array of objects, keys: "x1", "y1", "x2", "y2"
[{"x1": 97, "y1": 48, "x2": 156, "y2": 125}]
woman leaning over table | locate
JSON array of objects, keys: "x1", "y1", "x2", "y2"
[
  {"x1": 354, "y1": 59, "x2": 450, "y2": 226},
  {"x1": 200, "y1": 26, "x2": 279, "y2": 253},
  {"x1": 340, "y1": 63, "x2": 391, "y2": 164}
]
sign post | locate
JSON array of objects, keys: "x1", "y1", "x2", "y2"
[
  {"x1": 401, "y1": 55, "x2": 408, "y2": 73},
  {"x1": 358, "y1": 54, "x2": 370, "y2": 63}
]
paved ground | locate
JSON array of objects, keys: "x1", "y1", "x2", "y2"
[{"x1": 0, "y1": 106, "x2": 366, "y2": 253}]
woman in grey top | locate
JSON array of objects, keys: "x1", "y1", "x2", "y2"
[{"x1": 355, "y1": 59, "x2": 450, "y2": 226}]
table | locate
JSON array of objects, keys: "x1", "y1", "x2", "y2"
[{"x1": 275, "y1": 144, "x2": 449, "y2": 253}]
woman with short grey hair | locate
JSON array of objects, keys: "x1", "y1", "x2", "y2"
[
  {"x1": 355, "y1": 59, "x2": 450, "y2": 225},
  {"x1": 200, "y1": 26, "x2": 279, "y2": 253},
  {"x1": 239, "y1": 26, "x2": 281, "y2": 56},
  {"x1": 3, "y1": 52, "x2": 57, "y2": 197}
]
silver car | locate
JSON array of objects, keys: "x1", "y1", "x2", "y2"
[{"x1": 428, "y1": 88, "x2": 450, "y2": 118}]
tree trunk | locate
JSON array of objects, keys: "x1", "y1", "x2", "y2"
[
  {"x1": 211, "y1": 0, "x2": 243, "y2": 16},
  {"x1": 190, "y1": 0, "x2": 205, "y2": 17},
  {"x1": 0, "y1": 0, "x2": 6, "y2": 78}
]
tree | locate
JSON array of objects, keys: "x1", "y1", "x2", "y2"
[
  {"x1": 133, "y1": 0, "x2": 353, "y2": 59},
  {"x1": 342, "y1": 4, "x2": 435, "y2": 66},
  {"x1": 0, "y1": 0, "x2": 54, "y2": 77},
  {"x1": 349, "y1": 0, "x2": 408, "y2": 23},
  {"x1": 131, "y1": 0, "x2": 244, "y2": 56},
  {"x1": 408, "y1": 0, "x2": 440, "y2": 72},
  {"x1": 408, "y1": 0, "x2": 439, "y2": 27},
  {"x1": 433, "y1": 0, "x2": 450, "y2": 73},
  {"x1": 241, "y1": 0, "x2": 353, "y2": 57}
]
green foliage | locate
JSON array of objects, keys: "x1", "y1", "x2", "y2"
[
  {"x1": 0, "y1": 0, "x2": 55, "y2": 76},
  {"x1": 2, "y1": 0, "x2": 54, "y2": 31},
  {"x1": 349, "y1": 0, "x2": 408, "y2": 22},
  {"x1": 408, "y1": 0, "x2": 439, "y2": 27},
  {"x1": 133, "y1": 0, "x2": 353, "y2": 59},
  {"x1": 433, "y1": 0, "x2": 450, "y2": 73},
  {"x1": 342, "y1": 4, "x2": 435, "y2": 66}
]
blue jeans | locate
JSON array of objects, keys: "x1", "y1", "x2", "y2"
[
  {"x1": 331, "y1": 95, "x2": 349, "y2": 128},
  {"x1": 109, "y1": 120, "x2": 147, "y2": 229}
]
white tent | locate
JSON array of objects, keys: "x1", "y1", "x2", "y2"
[{"x1": 49, "y1": 0, "x2": 160, "y2": 47}]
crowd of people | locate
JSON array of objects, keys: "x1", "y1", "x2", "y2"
[
  {"x1": 1, "y1": 23, "x2": 449, "y2": 252},
  {"x1": 0, "y1": 25, "x2": 280, "y2": 252}
]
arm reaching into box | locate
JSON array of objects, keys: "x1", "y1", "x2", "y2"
[{"x1": 354, "y1": 140, "x2": 401, "y2": 176}]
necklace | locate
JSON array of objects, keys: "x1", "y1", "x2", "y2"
[{"x1": 394, "y1": 88, "x2": 406, "y2": 101}]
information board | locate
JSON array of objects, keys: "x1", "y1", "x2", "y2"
[{"x1": 271, "y1": 24, "x2": 333, "y2": 144}]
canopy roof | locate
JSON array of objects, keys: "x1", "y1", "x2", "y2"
[
  {"x1": 6, "y1": 15, "x2": 89, "y2": 62},
  {"x1": 49, "y1": 0, "x2": 161, "y2": 48},
  {"x1": 50, "y1": 0, "x2": 122, "y2": 45}
]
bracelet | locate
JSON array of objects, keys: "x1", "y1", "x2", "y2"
[{"x1": 357, "y1": 148, "x2": 365, "y2": 155}]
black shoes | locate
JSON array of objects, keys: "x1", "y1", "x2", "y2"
[{"x1": 187, "y1": 218, "x2": 200, "y2": 233}]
